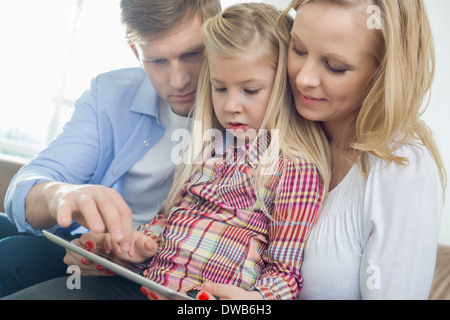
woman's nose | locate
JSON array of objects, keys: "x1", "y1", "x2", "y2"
[{"x1": 296, "y1": 59, "x2": 321, "y2": 89}]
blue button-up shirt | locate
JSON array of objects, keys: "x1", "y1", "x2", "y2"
[{"x1": 5, "y1": 68, "x2": 166, "y2": 235}]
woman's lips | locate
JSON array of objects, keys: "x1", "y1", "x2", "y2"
[{"x1": 298, "y1": 91, "x2": 326, "y2": 106}]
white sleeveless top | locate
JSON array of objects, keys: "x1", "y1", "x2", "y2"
[{"x1": 299, "y1": 143, "x2": 443, "y2": 300}]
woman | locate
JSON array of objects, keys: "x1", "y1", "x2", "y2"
[{"x1": 195, "y1": 0, "x2": 446, "y2": 300}]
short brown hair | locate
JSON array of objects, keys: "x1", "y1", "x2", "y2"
[{"x1": 121, "y1": 0, "x2": 222, "y2": 44}]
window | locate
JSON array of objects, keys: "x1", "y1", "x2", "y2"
[
  {"x1": 0, "y1": 0, "x2": 292, "y2": 159},
  {"x1": 0, "y1": 0, "x2": 137, "y2": 158}
]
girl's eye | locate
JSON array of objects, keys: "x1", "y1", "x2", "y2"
[
  {"x1": 245, "y1": 89, "x2": 260, "y2": 95},
  {"x1": 214, "y1": 87, "x2": 226, "y2": 92}
]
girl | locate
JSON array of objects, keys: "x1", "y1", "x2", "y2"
[
  {"x1": 4, "y1": 3, "x2": 329, "y2": 300},
  {"x1": 202, "y1": 0, "x2": 447, "y2": 300},
  {"x1": 132, "y1": 2, "x2": 329, "y2": 300}
]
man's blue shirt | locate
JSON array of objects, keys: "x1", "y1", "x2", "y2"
[{"x1": 5, "y1": 68, "x2": 166, "y2": 235}]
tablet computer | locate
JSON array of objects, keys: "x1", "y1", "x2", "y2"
[{"x1": 43, "y1": 230, "x2": 193, "y2": 300}]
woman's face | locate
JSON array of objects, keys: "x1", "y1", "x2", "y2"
[{"x1": 287, "y1": 2, "x2": 378, "y2": 139}]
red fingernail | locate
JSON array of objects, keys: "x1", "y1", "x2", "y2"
[
  {"x1": 140, "y1": 286, "x2": 149, "y2": 296},
  {"x1": 198, "y1": 291, "x2": 210, "y2": 300},
  {"x1": 81, "y1": 258, "x2": 88, "y2": 265},
  {"x1": 105, "y1": 270, "x2": 114, "y2": 275},
  {"x1": 96, "y1": 265, "x2": 104, "y2": 271},
  {"x1": 84, "y1": 241, "x2": 94, "y2": 251},
  {"x1": 149, "y1": 291, "x2": 158, "y2": 300}
]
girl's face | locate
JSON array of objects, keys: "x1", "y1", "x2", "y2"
[
  {"x1": 209, "y1": 51, "x2": 276, "y2": 142},
  {"x1": 287, "y1": 3, "x2": 378, "y2": 139}
]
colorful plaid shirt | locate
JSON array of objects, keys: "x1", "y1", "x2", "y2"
[{"x1": 137, "y1": 137, "x2": 323, "y2": 300}]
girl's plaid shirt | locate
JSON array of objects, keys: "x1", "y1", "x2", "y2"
[{"x1": 137, "y1": 137, "x2": 323, "y2": 300}]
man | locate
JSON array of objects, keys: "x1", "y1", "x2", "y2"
[{"x1": 1, "y1": 0, "x2": 221, "y2": 297}]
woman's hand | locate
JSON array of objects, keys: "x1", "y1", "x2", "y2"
[
  {"x1": 198, "y1": 282, "x2": 264, "y2": 300},
  {"x1": 140, "y1": 282, "x2": 264, "y2": 300},
  {"x1": 63, "y1": 232, "x2": 110, "y2": 276}
]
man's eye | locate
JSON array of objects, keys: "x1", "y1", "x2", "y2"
[
  {"x1": 151, "y1": 59, "x2": 165, "y2": 65},
  {"x1": 185, "y1": 49, "x2": 204, "y2": 60},
  {"x1": 188, "y1": 51, "x2": 200, "y2": 57}
]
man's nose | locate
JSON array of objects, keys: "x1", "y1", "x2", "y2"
[{"x1": 170, "y1": 61, "x2": 190, "y2": 90}]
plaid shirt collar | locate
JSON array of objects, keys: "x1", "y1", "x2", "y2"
[{"x1": 212, "y1": 130, "x2": 272, "y2": 169}]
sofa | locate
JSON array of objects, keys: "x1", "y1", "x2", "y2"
[
  {"x1": 0, "y1": 153, "x2": 27, "y2": 213},
  {"x1": 429, "y1": 244, "x2": 450, "y2": 300},
  {"x1": 0, "y1": 153, "x2": 448, "y2": 299}
]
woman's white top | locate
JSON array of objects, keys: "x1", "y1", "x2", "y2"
[{"x1": 299, "y1": 143, "x2": 444, "y2": 300}]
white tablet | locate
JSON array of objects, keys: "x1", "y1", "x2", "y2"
[{"x1": 43, "y1": 230, "x2": 193, "y2": 300}]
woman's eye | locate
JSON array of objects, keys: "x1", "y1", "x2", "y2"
[
  {"x1": 214, "y1": 87, "x2": 226, "y2": 92},
  {"x1": 326, "y1": 62, "x2": 348, "y2": 75},
  {"x1": 292, "y1": 46, "x2": 307, "y2": 56}
]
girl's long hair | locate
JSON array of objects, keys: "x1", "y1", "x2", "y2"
[{"x1": 161, "y1": 3, "x2": 331, "y2": 218}]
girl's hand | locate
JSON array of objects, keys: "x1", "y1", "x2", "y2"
[
  {"x1": 63, "y1": 231, "x2": 158, "y2": 276},
  {"x1": 105, "y1": 230, "x2": 158, "y2": 264}
]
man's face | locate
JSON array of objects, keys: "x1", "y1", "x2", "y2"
[{"x1": 131, "y1": 14, "x2": 205, "y2": 117}]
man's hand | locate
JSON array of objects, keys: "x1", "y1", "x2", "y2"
[{"x1": 26, "y1": 182, "x2": 134, "y2": 252}]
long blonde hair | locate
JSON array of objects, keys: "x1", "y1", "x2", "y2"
[
  {"x1": 281, "y1": 0, "x2": 447, "y2": 192},
  {"x1": 161, "y1": 3, "x2": 330, "y2": 218}
]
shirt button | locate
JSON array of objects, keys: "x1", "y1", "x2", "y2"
[
  {"x1": 194, "y1": 197, "x2": 200, "y2": 206},
  {"x1": 112, "y1": 170, "x2": 118, "y2": 176},
  {"x1": 143, "y1": 140, "x2": 149, "y2": 147}
]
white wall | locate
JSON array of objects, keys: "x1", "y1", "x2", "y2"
[
  {"x1": 423, "y1": 0, "x2": 450, "y2": 245},
  {"x1": 221, "y1": 0, "x2": 290, "y2": 10},
  {"x1": 220, "y1": 0, "x2": 450, "y2": 244}
]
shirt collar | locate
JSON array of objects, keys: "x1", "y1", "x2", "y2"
[
  {"x1": 130, "y1": 76, "x2": 160, "y2": 118},
  {"x1": 213, "y1": 131, "x2": 271, "y2": 168}
]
